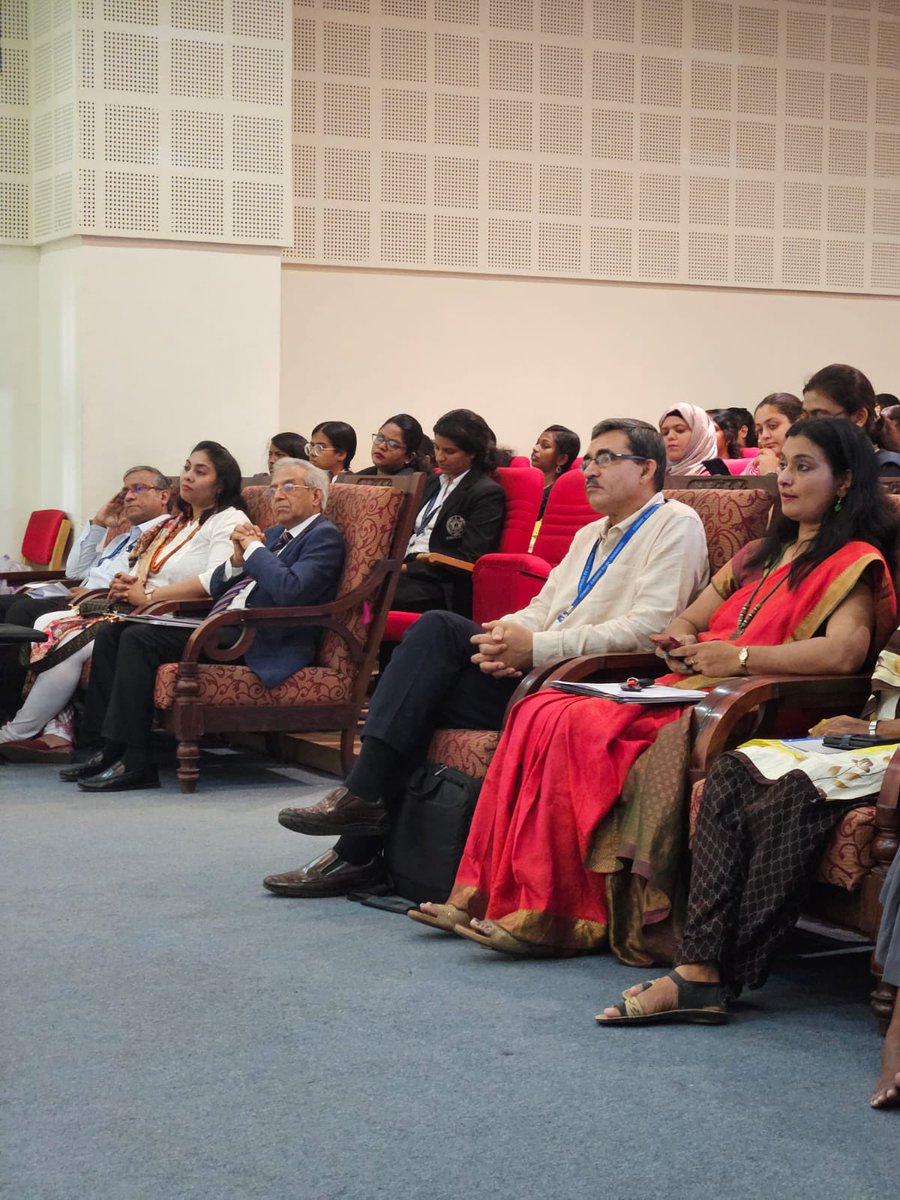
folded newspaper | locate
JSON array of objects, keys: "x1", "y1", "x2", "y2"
[{"x1": 549, "y1": 681, "x2": 707, "y2": 704}]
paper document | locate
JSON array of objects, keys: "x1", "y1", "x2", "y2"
[{"x1": 549, "y1": 681, "x2": 707, "y2": 704}]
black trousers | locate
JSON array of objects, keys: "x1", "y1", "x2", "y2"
[
  {"x1": 83, "y1": 620, "x2": 246, "y2": 751},
  {"x1": 0, "y1": 593, "x2": 71, "y2": 716},
  {"x1": 677, "y1": 754, "x2": 846, "y2": 995},
  {"x1": 363, "y1": 610, "x2": 517, "y2": 765},
  {"x1": 336, "y1": 611, "x2": 518, "y2": 863},
  {"x1": 82, "y1": 621, "x2": 194, "y2": 750}
]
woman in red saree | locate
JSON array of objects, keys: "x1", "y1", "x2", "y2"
[{"x1": 414, "y1": 419, "x2": 897, "y2": 958}]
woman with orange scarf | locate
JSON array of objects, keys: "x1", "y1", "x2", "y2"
[{"x1": 413, "y1": 420, "x2": 897, "y2": 960}]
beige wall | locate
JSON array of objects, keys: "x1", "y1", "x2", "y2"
[
  {"x1": 1, "y1": 247, "x2": 41, "y2": 555},
  {"x1": 280, "y1": 267, "x2": 900, "y2": 461}
]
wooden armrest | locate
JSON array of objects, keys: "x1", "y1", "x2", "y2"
[
  {"x1": 422, "y1": 553, "x2": 474, "y2": 573},
  {"x1": 501, "y1": 653, "x2": 664, "y2": 722},
  {"x1": 0, "y1": 570, "x2": 69, "y2": 584},
  {"x1": 542, "y1": 652, "x2": 664, "y2": 684},
  {"x1": 690, "y1": 673, "x2": 872, "y2": 778}
]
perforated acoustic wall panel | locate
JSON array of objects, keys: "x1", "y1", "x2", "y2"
[
  {"x1": 286, "y1": 0, "x2": 900, "y2": 294},
  {"x1": 1, "y1": 0, "x2": 293, "y2": 247},
  {"x1": 0, "y1": 0, "x2": 32, "y2": 241}
]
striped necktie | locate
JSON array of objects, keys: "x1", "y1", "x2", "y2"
[{"x1": 209, "y1": 529, "x2": 292, "y2": 615}]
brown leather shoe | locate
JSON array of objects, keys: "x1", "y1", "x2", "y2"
[
  {"x1": 263, "y1": 849, "x2": 385, "y2": 898},
  {"x1": 277, "y1": 787, "x2": 389, "y2": 836}
]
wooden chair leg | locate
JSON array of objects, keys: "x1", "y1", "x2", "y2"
[{"x1": 177, "y1": 739, "x2": 200, "y2": 793}]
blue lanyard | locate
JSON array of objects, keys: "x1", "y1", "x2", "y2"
[
  {"x1": 414, "y1": 482, "x2": 447, "y2": 535},
  {"x1": 556, "y1": 501, "x2": 666, "y2": 624},
  {"x1": 96, "y1": 530, "x2": 134, "y2": 567}
]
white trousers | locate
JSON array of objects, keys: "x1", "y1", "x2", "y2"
[{"x1": 0, "y1": 611, "x2": 93, "y2": 743}]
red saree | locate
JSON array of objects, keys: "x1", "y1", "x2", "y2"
[{"x1": 449, "y1": 540, "x2": 895, "y2": 954}]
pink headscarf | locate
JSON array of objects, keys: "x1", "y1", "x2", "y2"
[{"x1": 660, "y1": 404, "x2": 719, "y2": 476}]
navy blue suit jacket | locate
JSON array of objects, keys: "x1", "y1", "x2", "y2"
[{"x1": 207, "y1": 516, "x2": 345, "y2": 687}]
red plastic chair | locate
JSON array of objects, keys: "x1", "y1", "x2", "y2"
[
  {"x1": 0, "y1": 509, "x2": 73, "y2": 585},
  {"x1": 471, "y1": 468, "x2": 597, "y2": 625},
  {"x1": 384, "y1": 466, "x2": 543, "y2": 640}
]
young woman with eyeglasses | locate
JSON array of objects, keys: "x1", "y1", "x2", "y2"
[{"x1": 358, "y1": 414, "x2": 425, "y2": 477}]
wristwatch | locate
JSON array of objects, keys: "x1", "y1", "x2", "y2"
[
  {"x1": 869, "y1": 718, "x2": 879, "y2": 737},
  {"x1": 738, "y1": 646, "x2": 750, "y2": 675}
]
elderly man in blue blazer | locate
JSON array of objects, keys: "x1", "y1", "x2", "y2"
[{"x1": 71, "y1": 458, "x2": 345, "y2": 792}]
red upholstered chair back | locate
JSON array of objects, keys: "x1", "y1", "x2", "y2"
[
  {"x1": 531, "y1": 467, "x2": 597, "y2": 568},
  {"x1": 742, "y1": 448, "x2": 760, "y2": 458},
  {"x1": 495, "y1": 466, "x2": 543, "y2": 554},
  {"x1": 508, "y1": 455, "x2": 530, "y2": 468},
  {"x1": 241, "y1": 485, "x2": 277, "y2": 531},
  {"x1": 722, "y1": 458, "x2": 748, "y2": 475},
  {"x1": 21, "y1": 509, "x2": 71, "y2": 569}
]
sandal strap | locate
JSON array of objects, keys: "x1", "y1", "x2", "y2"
[{"x1": 667, "y1": 970, "x2": 728, "y2": 1011}]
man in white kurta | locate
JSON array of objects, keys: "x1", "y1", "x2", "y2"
[{"x1": 264, "y1": 417, "x2": 711, "y2": 898}]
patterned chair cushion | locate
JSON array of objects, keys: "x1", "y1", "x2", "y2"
[
  {"x1": 426, "y1": 728, "x2": 500, "y2": 778},
  {"x1": 815, "y1": 806, "x2": 877, "y2": 891},
  {"x1": 154, "y1": 662, "x2": 349, "y2": 709},
  {"x1": 316, "y1": 482, "x2": 402, "y2": 679},
  {"x1": 665, "y1": 488, "x2": 774, "y2": 574},
  {"x1": 241, "y1": 486, "x2": 276, "y2": 531},
  {"x1": 688, "y1": 778, "x2": 877, "y2": 893}
]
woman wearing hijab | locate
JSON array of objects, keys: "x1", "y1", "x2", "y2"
[{"x1": 660, "y1": 405, "x2": 719, "y2": 476}]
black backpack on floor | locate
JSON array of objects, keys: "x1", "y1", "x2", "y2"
[{"x1": 383, "y1": 762, "x2": 483, "y2": 905}]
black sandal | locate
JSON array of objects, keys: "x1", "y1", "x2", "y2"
[{"x1": 596, "y1": 969, "x2": 728, "y2": 1026}]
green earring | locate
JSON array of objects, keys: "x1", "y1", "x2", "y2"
[{"x1": 833, "y1": 496, "x2": 843, "y2": 513}]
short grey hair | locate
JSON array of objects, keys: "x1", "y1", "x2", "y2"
[
  {"x1": 123, "y1": 465, "x2": 171, "y2": 491},
  {"x1": 271, "y1": 456, "x2": 330, "y2": 507}
]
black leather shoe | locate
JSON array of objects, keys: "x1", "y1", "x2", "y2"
[
  {"x1": 77, "y1": 760, "x2": 160, "y2": 792},
  {"x1": 60, "y1": 751, "x2": 109, "y2": 782},
  {"x1": 263, "y1": 849, "x2": 385, "y2": 897},
  {"x1": 278, "y1": 787, "x2": 389, "y2": 836}
]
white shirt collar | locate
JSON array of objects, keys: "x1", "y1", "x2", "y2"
[
  {"x1": 283, "y1": 513, "x2": 320, "y2": 540},
  {"x1": 599, "y1": 491, "x2": 665, "y2": 539}
]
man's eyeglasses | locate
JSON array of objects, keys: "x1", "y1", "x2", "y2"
[
  {"x1": 372, "y1": 432, "x2": 404, "y2": 451},
  {"x1": 264, "y1": 482, "x2": 316, "y2": 497},
  {"x1": 124, "y1": 484, "x2": 163, "y2": 495},
  {"x1": 581, "y1": 452, "x2": 649, "y2": 471}
]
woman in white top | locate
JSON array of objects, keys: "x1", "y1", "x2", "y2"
[{"x1": 0, "y1": 441, "x2": 246, "y2": 760}]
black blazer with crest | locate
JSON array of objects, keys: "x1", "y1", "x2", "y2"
[{"x1": 401, "y1": 468, "x2": 505, "y2": 615}]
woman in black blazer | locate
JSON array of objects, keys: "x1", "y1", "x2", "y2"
[{"x1": 396, "y1": 409, "x2": 506, "y2": 617}]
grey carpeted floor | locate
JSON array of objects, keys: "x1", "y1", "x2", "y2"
[{"x1": 2, "y1": 749, "x2": 897, "y2": 1200}]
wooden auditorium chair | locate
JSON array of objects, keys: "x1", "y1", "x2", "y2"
[{"x1": 148, "y1": 474, "x2": 424, "y2": 792}]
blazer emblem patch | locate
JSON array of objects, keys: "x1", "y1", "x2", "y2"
[{"x1": 445, "y1": 514, "x2": 466, "y2": 539}]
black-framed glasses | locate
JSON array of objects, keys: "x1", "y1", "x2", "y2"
[
  {"x1": 372, "y1": 432, "x2": 404, "y2": 451},
  {"x1": 581, "y1": 452, "x2": 649, "y2": 472},
  {"x1": 264, "y1": 482, "x2": 316, "y2": 497}
]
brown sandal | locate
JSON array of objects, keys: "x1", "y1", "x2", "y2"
[{"x1": 407, "y1": 902, "x2": 471, "y2": 932}]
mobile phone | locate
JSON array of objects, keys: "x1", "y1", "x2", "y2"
[
  {"x1": 653, "y1": 635, "x2": 682, "y2": 653},
  {"x1": 823, "y1": 734, "x2": 900, "y2": 750}
]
